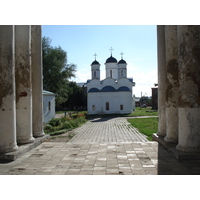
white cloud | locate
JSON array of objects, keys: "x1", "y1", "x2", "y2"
[
  {"x1": 127, "y1": 62, "x2": 158, "y2": 97},
  {"x1": 70, "y1": 68, "x2": 91, "y2": 83}
]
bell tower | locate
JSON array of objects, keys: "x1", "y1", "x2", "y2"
[
  {"x1": 105, "y1": 47, "x2": 118, "y2": 79},
  {"x1": 91, "y1": 53, "x2": 100, "y2": 80},
  {"x1": 118, "y1": 52, "x2": 127, "y2": 78}
]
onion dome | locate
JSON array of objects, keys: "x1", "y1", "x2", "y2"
[
  {"x1": 91, "y1": 60, "x2": 100, "y2": 65},
  {"x1": 118, "y1": 59, "x2": 127, "y2": 64},
  {"x1": 105, "y1": 55, "x2": 117, "y2": 63}
]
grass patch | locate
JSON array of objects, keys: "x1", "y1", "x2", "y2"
[
  {"x1": 44, "y1": 111, "x2": 87, "y2": 136},
  {"x1": 127, "y1": 107, "x2": 158, "y2": 117},
  {"x1": 87, "y1": 107, "x2": 158, "y2": 119},
  {"x1": 127, "y1": 117, "x2": 158, "y2": 141}
]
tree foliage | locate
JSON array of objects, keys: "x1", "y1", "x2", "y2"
[
  {"x1": 63, "y1": 82, "x2": 87, "y2": 110},
  {"x1": 42, "y1": 37, "x2": 76, "y2": 109}
]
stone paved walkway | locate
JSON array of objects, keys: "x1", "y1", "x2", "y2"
[
  {"x1": 69, "y1": 118, "x2": 148, "y2": 143},
  {"x1": 1, "y1": 117, "x2": 200, "y2": 175}
]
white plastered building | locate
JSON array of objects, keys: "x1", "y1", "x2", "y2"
[{"x1": 87, "y1": 53, "x2": 135, "y2": 115}]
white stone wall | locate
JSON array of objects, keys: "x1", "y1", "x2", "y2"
[
  {"x1": 43, "y1": 95, "x2": 55, "y2": 124},
  {"x1": 87, "y1": 78, "x2": 133, "y2": 92},
  {"x1": 105, "y1": 63, "x2": 118, "y2": 79},
  {"x1": 91, "y1": 64, "x2": 100, "y2": 80},
  {"x1": 101, "y1": 78, "x2": 117, "y2": 89},
  {"x1": 118, "y1": 63, "x2": 127, "y2": 78},
  {"x1": 87, "y1": 79, "x2": 101, "y2": 91},
  {"x1": 88, "y1": 91, "x2": 133, "y2": 114},
  {"x1": 87, "y1": 76, "x2": 134, "y2": 115},
  {"x1": 117, "y1": 78, "x2": 133, "y2": 90}
]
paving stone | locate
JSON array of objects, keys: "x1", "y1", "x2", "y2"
[
  {"x1": 1, "y1": 117, "x2": 200, "y2": 175},
  {"x1": 132, "y1": 170, "x2": 146, "y2": 175},
  {"x1": 68, "y1": 118, "x2": 148, "y2": 144},
  {"x1": 65, "y1": 169, "x2": 80, "y2": 175},
  {"x1": 79, "y1": 170, "x2": 93, "y2": 175},
  {"x1": 93, "y1": 170, "x2": 106, "y2": 175},
  {"x1": 94, "y1": 162, "x2": 106, "y2": 167},
  {"x1": 96, "y1": 157, "x2": 107, "y2": 161}
]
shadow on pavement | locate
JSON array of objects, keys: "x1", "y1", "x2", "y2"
[
  {"x1": 89, "y1": 118, "x2": 112, "y2": 123},
  {"x1": 157, "y1": 144, "x2": 200, "y2": 175}
]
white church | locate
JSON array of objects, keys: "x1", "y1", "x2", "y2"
[{"x1": 87, "y1": 49, "x2": 135, "y2": 115}]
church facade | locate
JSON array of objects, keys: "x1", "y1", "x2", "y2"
[{"x1": 87, "y1": 52, "x2": 135, "y2": 115}]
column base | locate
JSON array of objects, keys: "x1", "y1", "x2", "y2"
[
  {"x1": 0, "y1": 134, "x2": 50, "y2": 161},
  {"x1": 176, "y1": 144, "x2": 200, "y2": 153},
  {"x1": 17, "y1": 136, "x2": 35, "y2": 145},
  {"x1": 0, "y1": 144, "x2": 18, "y2": 154},
  {"x1": 157, "y1": 131, "x2": 166, "y2": 137},
  {"x1": 164, "y1": 136, "x2": 178, "y2": 143},
  {"x1": 33, "y1": 131, "x2": 45, "y2": 138},
  {"x1": 153, "y1": 133, "x2": 200, "y2": 160}
]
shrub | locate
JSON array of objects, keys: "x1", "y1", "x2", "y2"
[
  {"x1": 44, "y1": 124, "x2": 54, "y2": 133},
  {"x1": 48, "y1": 118, "x2": 62, "y2": 127},
  {"x1": 60, "y1": 116, "x2": 72, "y2": 123},
  {"x1": 71, "y1": 114, "x2": 78, "y2": 119},
  {"x1": 44, "y1": 111, "x2": 87, "y2": 135},
  {"x1": 77, "y1": 116, "x2": 87, "y2": 123},
  {"x1": 62, "y1": 121, "x2": 73, "y2": 129},
  {"x1": 69, "y1": 119, "x2": 79, "y2": 128},
  {"x1": 49, "y1": 129, "x2": 68, "y2": 136}
]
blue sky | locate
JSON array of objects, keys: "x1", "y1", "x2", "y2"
[{"x1": 42, "y1": 25, "x2": 157, "y2": 97}]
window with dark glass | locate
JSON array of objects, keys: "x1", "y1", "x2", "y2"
[
  {"x1": 106, "y1": 102, "x2": 109, "y2": 110},
  {"x1": 48, "y1": 101, "x2": 51, "y2": 111},
  {"x1": 92, "y1": 105, "x2": 95, "y2": 111}
]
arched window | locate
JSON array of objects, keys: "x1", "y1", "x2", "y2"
[
  {"x1": 121, "y1": 70, "x2": 123, "y2": 76},
  {"x1": 94, "y1": 71, "x2": 96, "y2": 78},
  {"x1": 110, "y1": 70, "x2": 112, "y2": 78}
]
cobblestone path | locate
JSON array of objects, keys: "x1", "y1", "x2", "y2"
[
  {"x1": 68, "y1": 117, "x2": 148, "y2": 144},
  {"x1": 1, "y1": 117, "x2": 199, "y2": 175}
]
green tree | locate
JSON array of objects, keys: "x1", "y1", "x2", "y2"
[
  {"x1": 42, "y1": 37, "x2": 76, "y2": 109},
  {"x1": 64, "y1": 82, "x2": 87, "y2": 110}
]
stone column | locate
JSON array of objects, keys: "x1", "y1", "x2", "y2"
[
  {"x1": 157, "y1": 25, "x2": 167, "y2": 136},
  {"x1": 15, "y1": 25, "x2": 35, "y2": 144},
  {"x1": 31, "y1": 25, "x2": 45, "y2": 137},
  {"x1": 164, "y1": 25, "x2": 179, "y2": 143},
  {"x1": 176, "y1": 25, "x2": 200, "y2": 152},
  {"x1": 0, "y1": 26, "x2": 18, "y2": 153}
]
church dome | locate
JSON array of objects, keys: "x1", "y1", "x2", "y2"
[
  {"x1": 91, "y1": 60, "x2": 100, "y2": 65},
  {"x1": 118, "y1": 59, "x2": 127, "y2": 64},
  {"x1": 105, "y1": 55, "x2": 117, "y2": 63}
]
